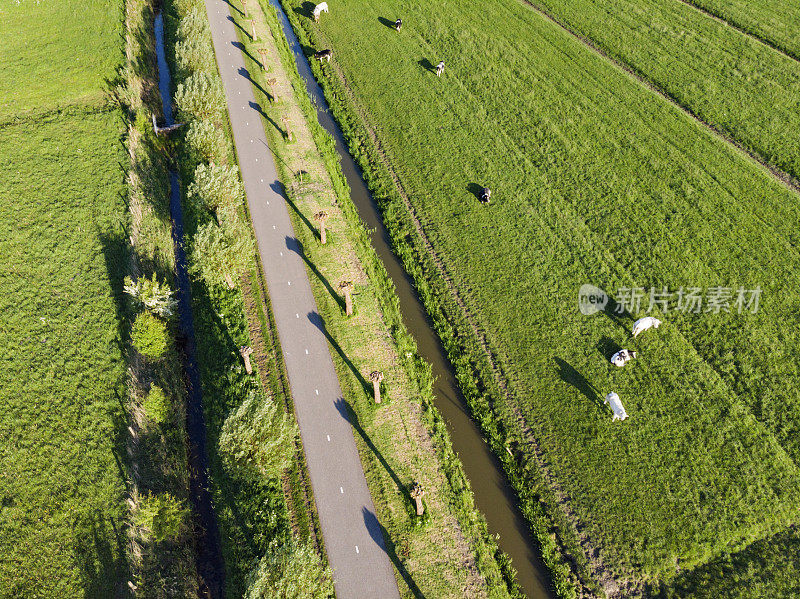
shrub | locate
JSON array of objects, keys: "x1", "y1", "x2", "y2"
[
  {"x1": 218, "y1": 391, "x2": 297, "y2": 480},
  {"x1": 142, "y1": 385, "x2": 171, "y2": 425},
  {"x1": 124, "y1": 273, "x2": 177, "y2": 318},
  {"x1": 174, "y1": 71, "x2": 224, "y2": 121},
  {"x1": 131, "y1": 311, "x2": 170, "y2": 359},
  {"x1": 244, "y1": 540, "x2": 333, "y2": 599},
  {"x1": 134, "y1": 493, "x2": 189, "y2": 544},
  {"x1": 184, "y1": 119, "x2": 227, "y2": 164},
  {"x1": 175, "y1": 7, "x2": 215, "y2": 79}
]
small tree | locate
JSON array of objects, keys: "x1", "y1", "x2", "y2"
[
  {"x1": 185, "y1": 119, "x2": 227, "y2": 164},
  {"x1": 410, "y1": 482, "x2": 425, "y2": 516},
  {"x1": 174, "y1": 71, "x2": 225, "y2": 121},
  {"x1": 142, "y1": 385, "x2": 171, "y2": 425},
  {"x1": 313, "y1": 210, "x2": 329, "y2": 245},
  {"x1": 266, "y1": 77, "x2": 277, "y2": 102},
  {"x1": 124, "y1": 273, "x2": 177, "y2": 318},
  {"x1": 239, "y1": 346, "x2": 254, "y2": 374},
  {"x1": 188, "y1": 163, "x2": 244, "y2": 225},
  {"x1": 189, "y1": 221, "x2": 253, "y2": 289},
  {"x1": 131, "y1": 311, "x2": 170, "y2": 359},
  {"x1": 218, "y1": 391, "x2": 298, "y2": 480},
  {"x1": 281, "y1": 115, "x2": 294, "y2": 142},
  {"x1": 134, "y1": 493, "x2": 189, "y2": 544},
  {"x1": 245, "y1": 540, "x2": 334, "y2": 599}
]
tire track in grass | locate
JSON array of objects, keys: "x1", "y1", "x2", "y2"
[
  {"x1": 674, "y1": 0, "x2": 800, "y2": 64},
  {"x1": 513, "y1": 0, "x2": 800, "y2": 197},
  {"x1": 307, "y1": 12, "x2": 800, "y2": 596}
]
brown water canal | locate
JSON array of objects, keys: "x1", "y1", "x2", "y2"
[{"x1": 267, "y1": 2, "x2": 555, "y2": 597}]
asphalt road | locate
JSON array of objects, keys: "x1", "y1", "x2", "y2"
[{"x1": 202, "y1": 1, "x2": 401, "y2": 596}]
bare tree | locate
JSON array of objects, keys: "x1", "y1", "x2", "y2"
[
  {"x1": 410, "y1": 482, "x2": 425, "y2": 516},
  {"x1": 242, "y1": 0, "x2": 248, "y2": 15},
  {"x1": 339, "y1": 280, "x2": 353, "y2": 316},
  {"x1": 313, "y1": 210, "x2": 329, "y2": 245},
  {"x1": 370, "y1": 371, "x2": 384, "y2": 404},
  {"x1": 247, "y1": 18, "x2": 257, "y2": 41},
  {"x1": 240, "y1": 346, "x2": 254, "y2": 374},
  {"x1": 258, "y1": 48, "x2": 269, "y2": 71},
  {"x1": 281, "y1": 115, "x2": 294, "y2": 142},
  {"x1": 267, "y1": 77, "x2": 278, "y2": 102}
]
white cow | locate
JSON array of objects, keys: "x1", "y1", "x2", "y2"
[
  {"x1": 313, "y1": 2, "x2": 329, "y2": 21},
  {"x1": 436, "y1": 60, "x2": 445, "y2": 76},
  {"x1": 610, "y1": 349, "x2": 636, "y2": 367},
  {"x1": 604, "y1": 392, "x2": 628, "y2": 421},
  {"x1": 632, "y1": 316, "x2": 662, "y2": 338}
]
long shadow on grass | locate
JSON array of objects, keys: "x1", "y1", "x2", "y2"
[
  {"x1": 554, "y1": 357, "x2": 604, "y2": 411},
  {"x1": 309, "y1": 312, "x2": 369, "y2": 393},
  {"x1": 286, "y1": 236, "x2": 346, "y2": 312},
  {"x1": 363, "y1": 507, "x2": 424, "y2": 599},
  {"x1": 73, "y1": 515, "x2": 129, "y2": 599},
  {"x1": 597, "y1": 336, "x2": 623, "y2": 361},
  {"x1": 239, "y1": 67, "x2": 273, "y2": 103},
  {"x1": 272, "y1": 180, "x2": 319, "y2": 240}
]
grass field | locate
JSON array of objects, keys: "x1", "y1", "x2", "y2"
[
  {"x1": 0, "y1": 109, "x2": 128, "y2": 597},
  {"x1": 523, "y1": 0, "x2": 800, "y2": 182},
  {"x1": 0, "y1": 1, "x2": 132, "y2": 596},
  {"x1": 283, "y1": 0, "x2": 800, "y2": 593},
  {"x1": 0, "y1": 0, "x2": 124, "y2": 120},
  {"x1": 684, "y1": 0, "x2": 800, "y2": 60}
]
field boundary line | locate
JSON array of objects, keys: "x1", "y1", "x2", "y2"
[
  {"x1": 673, "y1": 0, "x2": 800, "y2": 63},
  {"x1": 514, "y1": 0, "x2": 800, "y2": 197}
]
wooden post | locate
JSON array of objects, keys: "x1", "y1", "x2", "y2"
[
  {"x1": 248, "y1": 19, "x2": 256, "y2": 41},
  {"x1": 370, "y1": 371, "x2": 384, "y2": 404}
]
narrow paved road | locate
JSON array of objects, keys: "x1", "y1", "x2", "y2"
[{"x1": 202, "y1": 1, "x2": 401, "y2": 597}]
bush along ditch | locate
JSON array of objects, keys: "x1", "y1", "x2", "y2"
[
  {"x1": 162, "y1": 0, "x2": 332, "y2": 596},
  {"x1": 275, "y1": 2, "x2": 580, "y2": 597},
  {"x1": 232, "y1": 0, "x2": 530, "y2": 595},
  {"x1": 114, "y1": 0, "x2": 199, "y2": 594}
]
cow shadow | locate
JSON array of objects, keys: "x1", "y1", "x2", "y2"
[
  {"x1": 597, "y1": 336, "x2": 623, "y2": 361},
  {"x1": 418, "y1": 58, "x2": 436, "y2": 74},
  {"x1": 378, "y1": 16, "x2": 397, "y2": 30},
  {"x1": 294, "y1": 1, "x2": 316, "y2": 20},
  {"x1": 467, "y1": 183, "x2": 485, "y2": 200},
  {"x1": 554, "y1": 357, "x2": 604, "y2": 410}
]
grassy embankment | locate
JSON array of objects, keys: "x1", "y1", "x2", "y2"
[
  {"x1": 683, "y1": 0, "x2": 800, "y2": 60},
  {"x1": 229, "y1": 0, "x2": 522, "y2": 596},
  {"x1": 0, "y1": 0, "x2": 132, "y2": 596},
  {"x1": 516, "y1": 0, "x2": 800, "y2": 181},
  {"x1": 281, "y1": 0, "x2": 800, "y2": 596},
  {"x1": 163, "y1": 0, "x2": 329, "y2": 596}
]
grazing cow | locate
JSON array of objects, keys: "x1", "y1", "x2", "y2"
[
  {"x1": 436, "y1": 60, "x2": 445, "y2": 76},
  {"x1": 632, "y1": 316, "x2": 662, "y2": 338},
  {"x1": 314, "y1": 49, "x2": 333, "y2": 62},
  {"x1": 610, "y1": 349, "x2": 636, "y2": 368},
  {"x1": 313, "y1": 1, "x2": 329, "y2": 22},
  {"x1": 395, "y1": 18, "x2": 402, "y2": 32},
  {"x1": 604, "y1": 392, "x2": 628, "y2": 421},
  {"x1": 479, "y1": 187, "x2": 491, "y2": 204}
]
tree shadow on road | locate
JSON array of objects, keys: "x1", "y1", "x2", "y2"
[
  {"x1": 285, "y1": 236, "x2": 345, "y2": 311},
  {"x1": 362, "y1": 507, "x2": 424, "y2": 599},
  {"x1": 308, "y1": 312, "x2": 368, "y2": 393}
]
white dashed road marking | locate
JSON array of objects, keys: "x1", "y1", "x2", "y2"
[
  {"x1": 340, "y1": 487, "x2": 344, "y2": 494},
  {"x1": 327, "y1": 435, "x2": 330, "y2": 442},
  {"x1": 315, "y1": 389, "x2": 319, "y2": 395},
  {"x1": 355, "y1": 546, "x2": 359, "y2": 554}
]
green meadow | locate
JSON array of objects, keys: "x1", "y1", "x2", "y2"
[
  {"x1": 0, "y1": 0, "x2": 130, "y2": 596},
  {"x1": 284, "y1": 0, "x2": 800, "y2": 594}
]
